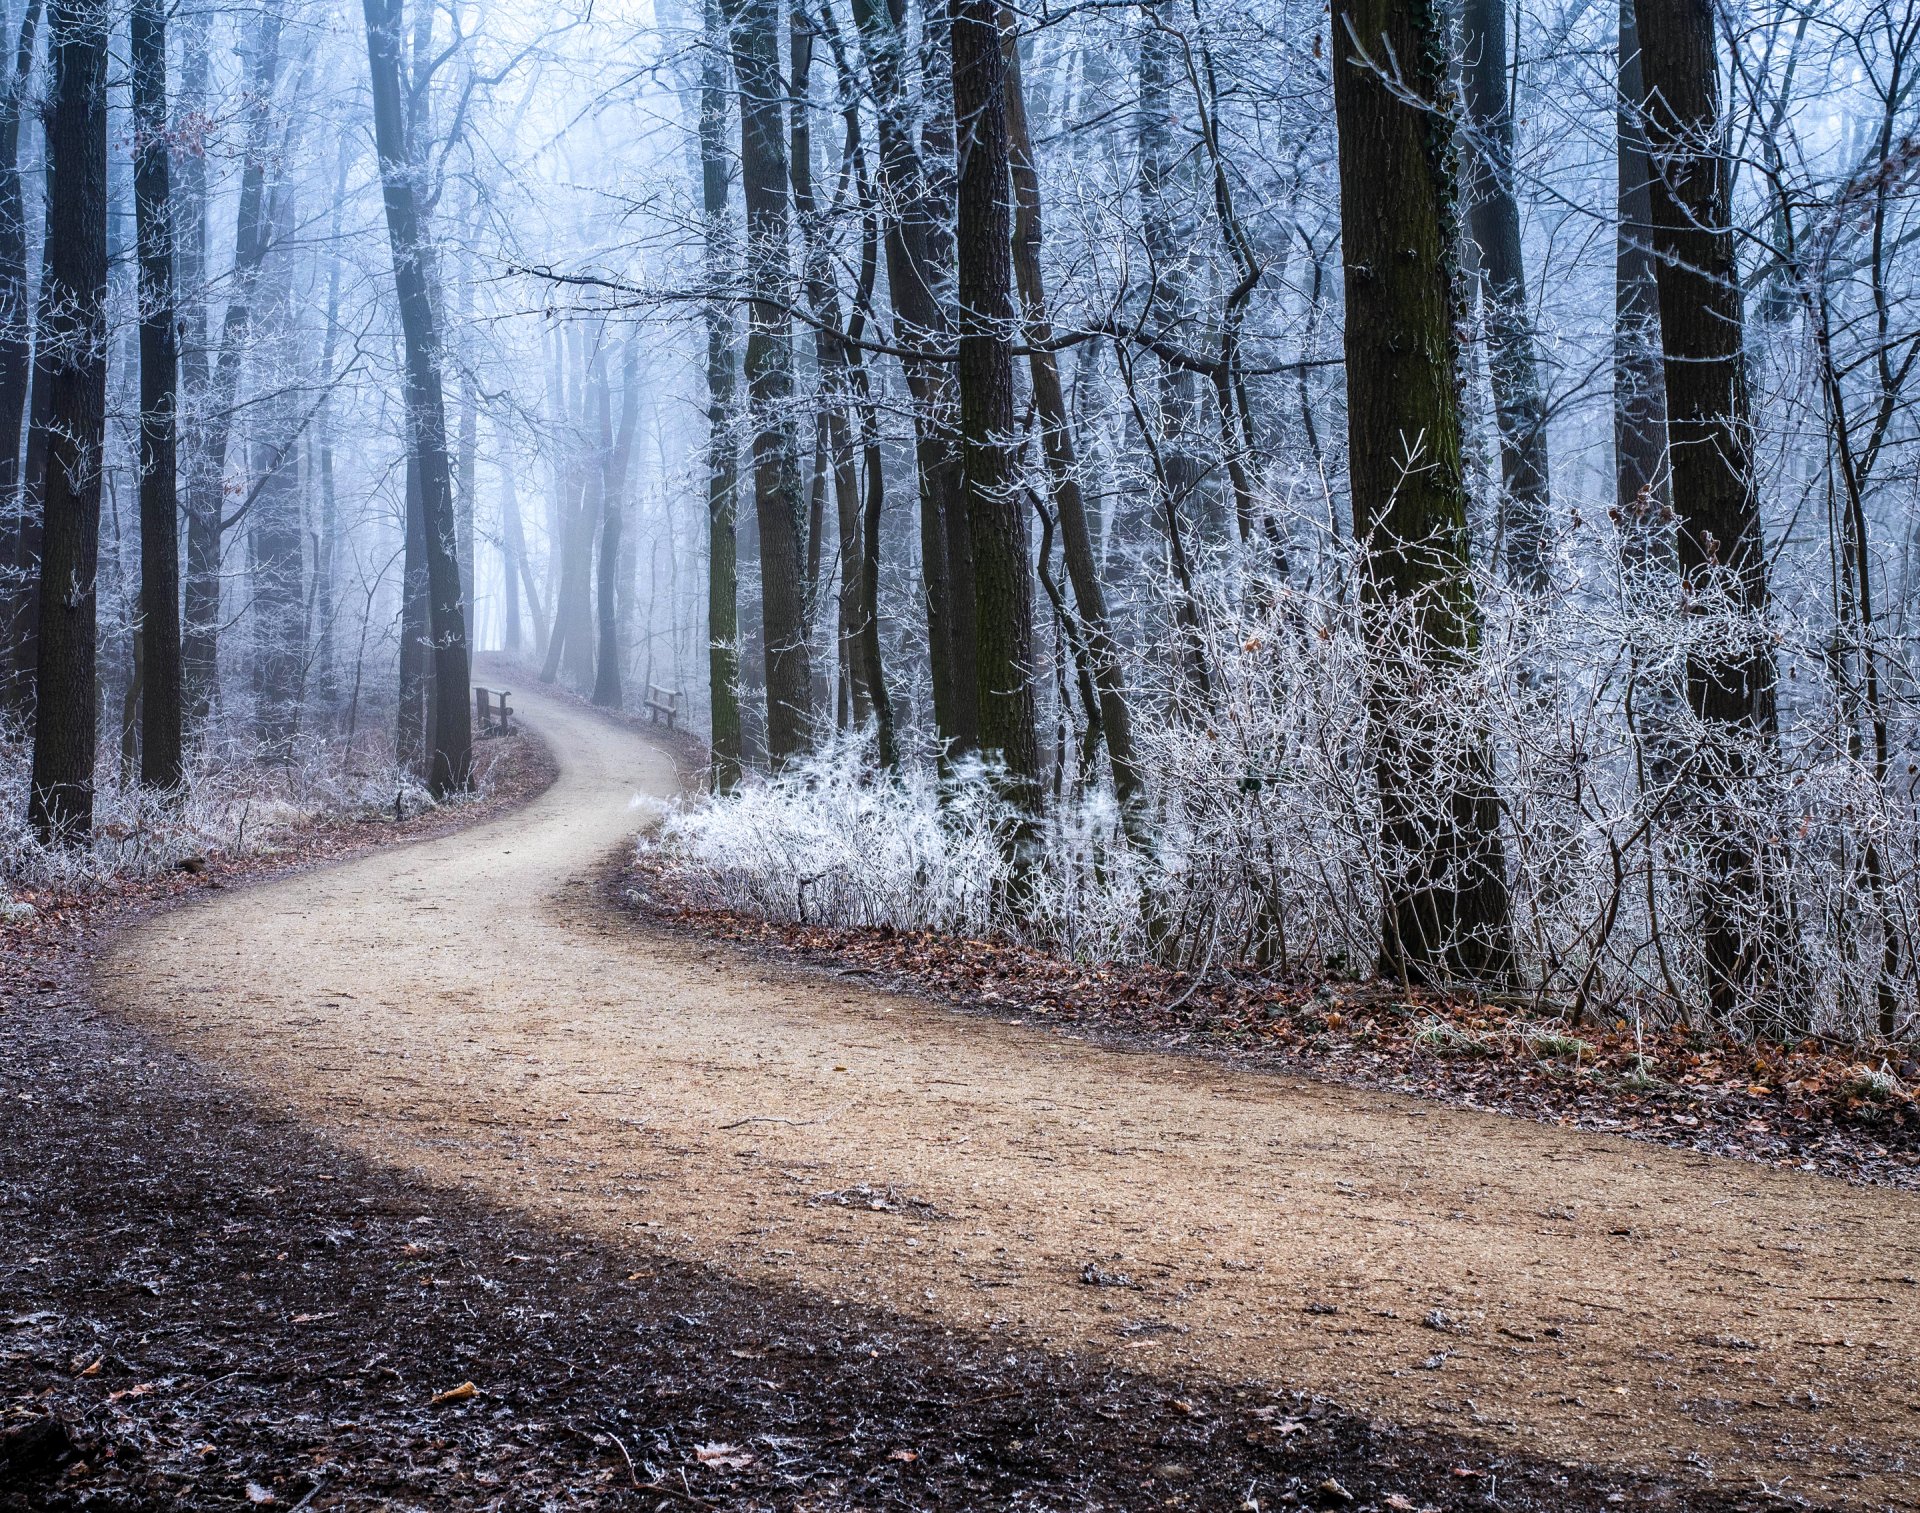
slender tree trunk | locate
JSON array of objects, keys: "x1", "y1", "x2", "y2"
[
  {"x1": 725, "y1": 0, "x2": 813, "y2": 765},
  {"x1": 248, "y1": 194, "x2": 304, "y2": 760},
  {"x1": 131, "y1": 0, "x2": 181, "y2": 789},
  {"x1": 952, "y1": 0, "x2": 1039, "y2": 820},
  {"x1": 398, "y1": 453, "x2": 428, "y2": 769},
  {"x1": 698, "y1": 1, "x2": 740, "y2": 787},
  {"x1": 26, "y1": 0, "x2": 107, "y2": 843},
  {"x1": 363, "y1": 0, "x2": 470, "y2": 796},
  {"x1": 1136, "y1": 5, "x2": 1212, "y2": 540},
  {"x1": 1633, "y1": 0, "x2": 1788, "y2": 1026},
  {"x1": 848, "y1": 0, "x2": 972, "y2": 751},
  {"x1": 1332, "y1": 0, "x2": 1515, "y2": 983},
  {"x1": 1461, "y1": 0, "x2": 1552, "y2": 595},
  {"x1": 499, "y1": 454, "x2": 528, "y2": 655},
  {"x1": 311, "y1": 140, "x2": 352, "y2": 718},
  {"x1": 1003, "y1": 11, "x2": 1144, "y2": 829},
  {"x1": 789, "y1": 12, "x2": 870, "y2": 731},
  {"x1": 1614, "y1": 0, "x2": 1678, "y2": 779},
  {"x1": 593, "y1": 337, "x2": 640, "y2": 708},
  {"x1": 0, "y1": 0, "x2": 40, "y2": 716},
  {"x1": 182, "y1": 3, "x2": 282, "y2": 721}
]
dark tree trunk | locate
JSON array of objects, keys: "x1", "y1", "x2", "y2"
[
  {"x1": 363, "y1": 0, "x2": 471, "y2": 797},
  {"x1": 0, "y1": 0, "x2": 40, "y2": 717},
  {"x1": 1614, "y1": 0, "x2": 1678, "y2": 779},
  {"x1": 698, "y1": 0, "x2": 741, "y2": 791},
  {"x1": 1632, "y1": 0, "x2": 1788, "y2": 1026},
  {"x1": 725, "y1": 0, "x2": 813, "y2": 766},
  {"x1": 1615, "y1": 0, "x2": 1669, "y2": 533},
  {"x1": 1460, "y1": 0, "x2": 1552, "y2": 595},
  {"x1": 789, "y1": 12, "x2": 869, "y2": 732},
  {"x1": 952, "y1": 0, "x2": 1039, "y2": 817},
  {"x1": 1331, "y1": 0, "x2": 1515, "y2": 983},
  {"x1": 848, "y1": 0, "x2": 973, "y2": 751},
  {"x1": 26, "y1": 0, "x2": 108, "y2": 843},
  {"x1": 131, "y1": 0, "x2": 181, "y2": 789},
  {"x1": 1003, "y1": 11, "x2": 1144, "y2": 831}
]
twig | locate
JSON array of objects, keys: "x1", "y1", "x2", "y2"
[{"x1": 717, "y1": 1100, "x2": 852, "y2": 1131}]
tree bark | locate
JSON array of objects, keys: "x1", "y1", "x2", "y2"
[
  {"x1": 1332, "y1": 0, "x2": 1515, "y2": 982},
  {"x1": 725, "y1": 0, "x2": 814, "y2": 766},
  {"x1": 1003, "y1": 11, "x2": 1145, "y2": 830},
  {"x1": 1136, "y1": 5, "x2": 1213, "y2": 540},
  {"x1": 363, "y1": 0, "x2": 471, "y2": 797},
  {"x1": 131, "y1": 0, "x2": 181, "y2": 788},
  {"x1": 848, "y1": 0, "x2": 973, "y2": 751},
  {"x1": 26, "y1": 0, "x2": 108, "y2": 843},
  {"x1": 181, "y1": 2, "x2": 282, "y2": 721},
  {"x1": 1460, "y1": 0, "x2": 1552, "y2": 595},
  {"x1": 1632, "y1": 0, "x2": 1788, "y2": 1026},
  {"x1": 952, "y1": 0, "x2": 1039, "y2": 818},
  {"x1": 0, "y1": 0, "x2": 39, "y2": 717},
  {"x1": 593, "y1": 337, "x2": 640, "y2": 709},
  {"x1": 699, "y1": 0, "x2": 743, "y2": 788}
]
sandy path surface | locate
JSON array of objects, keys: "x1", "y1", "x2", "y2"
[{"x1": 97, "y1": 682, "x2": 1920, "y2": 1508}]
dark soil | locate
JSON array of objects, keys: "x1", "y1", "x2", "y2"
[{"x1": 620, "y1": 864, "x2": 1920, "y2": 1193}]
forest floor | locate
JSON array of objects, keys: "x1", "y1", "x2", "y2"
[{"x1": 6, "y1": 678, "x2": 1916, "y2": 1509}]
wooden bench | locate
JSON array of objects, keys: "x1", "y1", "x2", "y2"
[
  {"x1": 474, "y1": 685, "x2": 513, "y2": 736},
  {"x1": 645, "y1": 685, "x2": 682, "y2": 731}
]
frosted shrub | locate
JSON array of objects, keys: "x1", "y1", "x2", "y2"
[
  {"x1": 646, "y1": 730, "x2": 1152, "y2": 954},
  {"x1": 0, "y1": 721, "x2": 436, "y2": 892},
  {"x1": 657, "y1": 528, "x2": 1920, "y2": 1044}
]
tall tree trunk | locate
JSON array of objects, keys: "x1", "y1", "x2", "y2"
[
  {"x1": 1136, "y1": 4, "x2": 1212, "y2": 540},
  {"x1": 560, "y1": 335, "x2": 599, "y2": 690},
  {"x1": 699, "y1": 19, "x2": 743, "y2": 790},
  {"x1": 248, "y1": 196, "x2": 304, "y2": 761},
  {"x1": 131, "y1": 0, "x2": 181, "y2": 788},
  {"x1": 1614, "y1": 0, "x2": 1678, "y2": 778},
  {"x1": 952, "y1": 0, "x2": 1039, "y2": 818},
  {"x1": 499, "y1": 453, "x2": 529, "y2": 655},
  {"x1": 26, "y1": 0, "x2": 107, "y2": 843},
  {"x1": 1460, "y1": 0, "x2": 1552, "y2": 595},
  {"x1": 725, "y1": 0, "x2": 813, "y2": 766},
  {"x1": 181, "y1": 2, "x2": 282, "y2": 721},
  {"x1": 789, "y1": 11, "x2": 869, "y2": 732},
  {"x1": 1632, "y1": 0, "x2": 1788, "y2": 1026},
  {"x1": 398, "y1": 453, "x2": 429, "y2": 770},
  {"x1": 0, "y1": 0, "x2": 39, "y2": 716},
  {"x1": 593, "y1": 337, "x2": 639, "y2": 709},
  {"x1": 848, "y1": 0, "x2": 972, "y2": 751},
  {"x1": 312, "y1": 140, "x2": 352, "y2": 718},
  {"x1": 1003, "y1": 11, "x2": 1144, "y2": 830},
  {"x1": 1332, "y1": 0, "x2": 1515, "y2": 983},
  {"x1": 363, "y1": 0, "x2": 471, "y2": 797}
]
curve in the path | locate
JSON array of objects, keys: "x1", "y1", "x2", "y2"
[{"x1": 97, "y1": 679, "x2": 1920, "y2": 1508}]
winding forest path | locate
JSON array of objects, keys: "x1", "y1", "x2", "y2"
[{"x1": 96, "y1": 681, "x2": 1919, "y2": 1508}]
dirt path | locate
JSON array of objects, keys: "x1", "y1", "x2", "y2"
[{"x1": 95, "y1": 682, "x2": 1920, "y2": 1509}]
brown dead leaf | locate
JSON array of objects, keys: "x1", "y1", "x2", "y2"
[
  {"x1": 430, "y1": 1380, "x2": 477, "y2": 1405},
  {"x1": 694, "y1": 1441, "x2": 755, "y2": 1470}
]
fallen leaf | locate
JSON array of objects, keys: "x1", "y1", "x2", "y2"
[
  {"x1": 888, "y1": 1448, "x2": 918, "y2": 1462},
  {"x1": 76, "y1": 1356, "x2": 102, "y2": 1378},
  {"x1": 244, "y1": 1483, "x2": 275, "y2": 1506},
  {"x1": 430, "y1": 1380, "x2": 477, "y2": 1405},
  {"x1": 694, "y1": 1441, "x2": 755, "y2": 1470}
]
